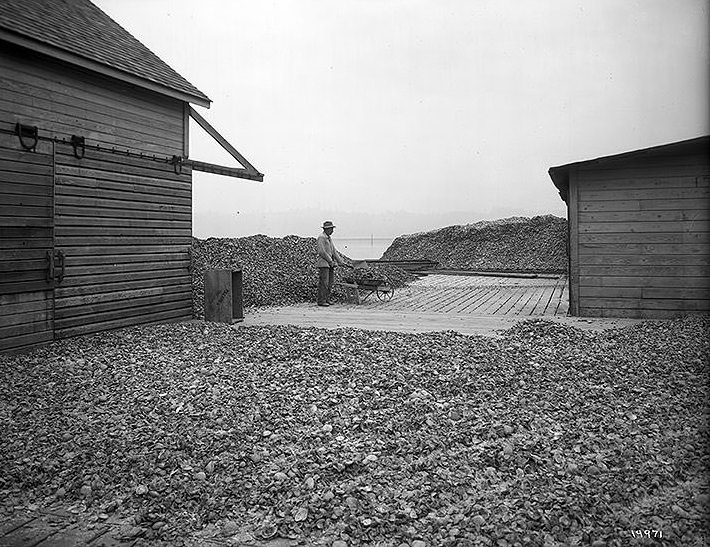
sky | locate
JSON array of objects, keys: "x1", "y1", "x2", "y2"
[{"x1": 93, "y1": 0, "x2": 709, "y2": 239}]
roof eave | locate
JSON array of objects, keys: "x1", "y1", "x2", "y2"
[
  {"x1": 547, "y1": 166, "x2": 569, "y2": 203},
  {"x1": 0, "y1": 29, "x2": 211, "y2": 108}
]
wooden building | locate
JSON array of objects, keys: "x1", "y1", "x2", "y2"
[
  {"x1": 549, "y1": 136, "x2": 709, "y2": 318},
  {"x1": 0, "y1": 0, "x2": 262, "y2": 352}
]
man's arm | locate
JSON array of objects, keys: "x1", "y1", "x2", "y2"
[{"x1": 333, "y1": 245, "x2": 347, "y2": 266}]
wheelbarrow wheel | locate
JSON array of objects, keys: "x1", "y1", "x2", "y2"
[{"x1": 376, "y1": 285, "x2": 394, "y2": 301}]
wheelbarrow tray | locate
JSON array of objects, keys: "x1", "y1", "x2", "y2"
[
  {"x1": 342, "y1": 277, "x2": 388, "y2": 287},
  {"x1": 339, "y1": 277, "x2": 394, "y2": 304}
]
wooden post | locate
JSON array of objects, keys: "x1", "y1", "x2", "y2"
[
  {"x1": 232, "y1": 270, "x2": 244, "y2": 320},
  {"x1": 204, "y1": 269, "x2": 243, "y2": 323}
]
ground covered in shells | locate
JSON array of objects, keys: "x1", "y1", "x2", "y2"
[{"x1": 1, "y1": 317, "x2": 708, "y2": 546}]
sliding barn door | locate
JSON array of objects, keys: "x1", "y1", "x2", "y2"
[
  {"x1": 52, "y1": 142, "x2": 193, "y2": 339},
  {"x1": 0, "y1": 135, "x2": 55, "y2": 352}
]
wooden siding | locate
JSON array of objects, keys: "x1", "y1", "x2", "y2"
[
  {"x1": 0, "y1": 133, "x2": 54, "y2": 351},
  {"x1": 570, "y1": 157, "x2": 710, "y2": 319},
  {"x1": 52, "y1": 142, "x2": 193, "y2": 339},
  {"x1": 0, "y1": 46, "x2": 184, "y2": 156}
]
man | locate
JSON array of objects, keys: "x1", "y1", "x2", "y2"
[{"x1": 316, "y1": 220, "x2": 347, "y2": 306}]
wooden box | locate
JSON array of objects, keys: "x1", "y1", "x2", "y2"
[{"x1": 204, "y1": 269, "x2": 244, "y2": 323}]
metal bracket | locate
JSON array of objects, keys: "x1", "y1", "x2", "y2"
[
  {"x1": 15, "y1": 122, "x2": 38, "y2": 151},
  {"x1": 56, "y1": 250, "x2": 65, "y2": 283},
  {"x1": 46, "y1": 250, "x2": 66, "y2": 284},
  {"x1": 171, "y1": 155, "x2": 183, "y2": 175},
  {"x1": 71, "y1": 135, "x2": 85, "y2": 159},
  {"x1": 46, "y1": 250, "x2": 55, "y2": 283}
]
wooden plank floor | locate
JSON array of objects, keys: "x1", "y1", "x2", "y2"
[
  {"x1": 373, "y1": 274, "x2": 569, "y2": 316},
  {"x1": 238, "y1": 274, "x2": 645, "y2": 336}
]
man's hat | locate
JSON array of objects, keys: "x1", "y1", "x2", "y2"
[{"x1": 322, "y1": 221, "x2": 335, "y2": 229}]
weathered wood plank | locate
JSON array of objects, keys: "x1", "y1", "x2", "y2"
[
  {"x1": 0, "y1": 297, "x2": 52, "y2": 319},
  {"x1": 0, "y1": 290, "x2": 50, "y2": 306},
  {"x1": 204, "y1": 270, "x2": 236, "y2": 323},
  {"x1": 56, "y1": 216, "x2": 191, "y2": 229},
  {"x1": 0, "y1": 193, "x2": 52, "y2": 207},
  {"x1": 0, "y1": 280, "x2": 53, "y2": 294},
  {"x1": 55, "y1": 284, "x2": 190, "y2": 309},
  {"x1": 577, "y1": 163, "x2": 709, "y2": 180},
  {"x1": 56, "y1": 191, "x2": 191, "y2": 212},
  {"x1": 0, "y1": 102, "x2": 183, "y2": 155},
  {"x1": 543, "y1": 278, "x2": 566, "y2": 315},
  {"x1": 0, "y1": 307, "x2": 54, "y2": 328},
  {"x1": 0, "y1": 216, "x2": 53, "y2": 227},
  {"x1": 577, "y1": 296, "x2": 710, "y2": 311},
  {"x1": 55, "y1": 304, "x2": 192, "y2": 337},
  {"x1": 441, "y1": 288, "x2": 488, "y2": 313},
  {"x1": 495, "y1": 288, "x2": 525, "y2": 315},
  {"x1": 57, "y1": 235, "x2": 189, "y2": 246},
  {"x1": 1, "y1": 239, "x2": 53, "y2": 252},
  {"x1": 579, "y1": 209, "x2": 710, "y2": 223},
  {"x1": 55, "y1": 151, "x2": 191, "y2": 183},
  {"x1": 579, "y1": 231, "x2": 710, "y2": 244},
  {"x1": 0, "y1": 204, "x2": 52, "y2": 217},
  {"x1": 579, "y1": 220, "x2": 710, "y2": 233},
  {"x1": 578, "y1": 307, "x2": 682, "y2": 319},
  {"x1": 578, "y1": 286, "x2": 644, "y2": 299},
  {"x1": 579, "y1": 275, "x2": 709, "y2": 288},
  {"x1": 0, "y1": 142, "x2": 53, "y2": 163},
  {"x1": 55, "y1": 184, "x2": 191, "y2": 210},
  {"x1": 579, "y1": 243, "x2": 708, "y2": 255},
  {"x1": 1, "y1": 225, "x2": 52, "y2": 239},
  {"x1": 54, "y1": 276, "x2": 192, "y2": 298},
  {"x1": 0, "y1": 269, "x2": 48, "y2": 286},
  {"x1": 56, "y1": 292, "x2": 192, "y2": 320},
  {"x1": 584, "y1": 298, "x2": 710, "y2": 317},
  {"x1": 0, "y1": 51, "x2": 183, "y2": 120},
  {"x1": 568, "y1": 170, "x2": 580, "y2": 315},
  {"x1": 55, "y1": 206, "x2": 191, "y2": 223},
  {"x1": 580, "y1": 264, "x2": 710, "y2": 276},
  {"x1": 66, "y1": 252, "x2": 187, "y2": 266},
  {"x1": 55, "y1": 165, "x2": 192, "y2": 193},
  {"x1": 580, "y1": 198, "x2": 709, "y2": 212},
  {"x1": 475, "y1": 289, "x2": 508, "y2": 314},
  {"x1": 0, "y1": 318, "x2": 53, "y2": 340},
  {"x1": 506, "y1": 286, "x2": 538, "y2": 316},
  {"x1": 0, "y1": 258, "x2": 47, "y2": 273},
  {"x1": 57, "y1": 245, "x2": 189, "y2": 256},
  {"x1": 579, "y1": 286, "x2": 710, "y2": 300},
  {"x1": 1, "y1": 81, "x2": 183, "y2": 142},
  {"x1": 55, "y1": 225, "x2": 192, "y2": 237},
  {"x1": 57, "y1": 268, "x2": 189, "y2": 287},
  {"x1": 0, "y1": 159, "x2": 53, "y2": 177},
  {"x1": 579, "y1": 187, "x2": 710, "y2": 202},
  {"x1": 578, "y1": 254, "x2": 710, "y2": 266},
  {"x1": 0, "y1": 248, "x2": 48, "y2": 261},
  {"x1": 63, "y1": 260, "x2": 190, "y2": 276},
  {"x1": 0, "y1": 180, "x2": 53, "y2": 196},
  {"x1": 578, "y1": 174, "x2": 704, "y2": 189},
  {"x1": 55, "y1": 308, "x2": 191, "y2": 339},
  {"x1": 0, "y1": 72, "x2": 183, "y2": 156},
  {"x1": 0, "y1": 330, "x2": 53, "y2": 351}
]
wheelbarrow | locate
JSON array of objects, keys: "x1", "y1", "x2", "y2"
[{"x1": 339, "y1": 261, "x2": 394, "y2": 304}]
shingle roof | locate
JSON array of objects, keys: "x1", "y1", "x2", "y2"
[
  {"x1": 548, "y1": 135, "x2": 710, "y2": 202},
  {"x1": 0, "y1": 0, "x2": 210, "y2": 105}
]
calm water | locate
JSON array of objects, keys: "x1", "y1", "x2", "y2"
[{"x1": 335, "y1": 237, "x2": 394, "y2": 260}]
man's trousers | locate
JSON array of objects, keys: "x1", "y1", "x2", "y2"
[{"x1": 317, "y1": 267, "x2": 335, "y2": 304}]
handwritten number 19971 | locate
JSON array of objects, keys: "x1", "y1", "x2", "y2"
[{"x1": 630, "y1": 530, "x2": 663, "y2": 539}]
